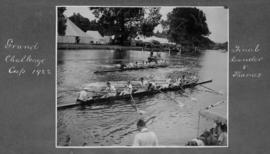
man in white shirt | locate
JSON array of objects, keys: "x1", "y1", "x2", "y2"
[
  {"x1": 217, "y1": 123, "x2": 227, "y2": 146},
  {"x1": 139, "y1": 77, "x2": 148, "y2": 89},
  {"x1": 120, "y1": 81, "x2": 133, "y2": 95},
  {"x1": 133, "y1": 119, "x2": 158, "y2": 146},
  {"x1": 102, "y1": 82, "x2": 117, "y2": 98}
]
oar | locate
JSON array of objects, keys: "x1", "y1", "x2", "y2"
[
  {"x1": 199, "y1": 85, "x2": 223, "y2": 95},
  {"x1": 130, "y1": 94, "x2": 145, "y2": 114},
  {"x1": 178, "y1": 85, "x2": 198, "y2": 102},
  {"x1": 205, "y1": 100, "x2": 225, "y2": 110},
  {"x1": 130, "y1": 94, "x2": 138, "y2": 112}
]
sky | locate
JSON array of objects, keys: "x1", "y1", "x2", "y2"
[{"x1": 64, "y1": 6, "x2": 228, "y2": 43}]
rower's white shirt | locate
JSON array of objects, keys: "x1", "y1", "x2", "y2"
[
  {"x1": 123, "y1": 84, "x2": 133, "y2": 94},
  {"x1": 149, "y1": 81, "x2": 156, "y2": 86},
  {"x1": 128, "y1": 84, "x2": 132, "y2": 91},
  {"x1": 78, "y1": 90, "x2": 88, "y2": 101},
  {"x1": 166, "y1": 78, "x2": 172, "y2": 83},
  {"x1": 128, "y1": 63, "x2": 134, "y2": 68},
  {"x1": 133, "y1": 128, "x2": 158, "y2": 146},
  {"x1": 105, "y1": 85, "x2": 116, "y2": 92},
  {"x1": 175, "y1": 78, "x2": 181, "y2": 84},
  {"x1": 143, "y1": 63, "x2": 149, "y2": 67},
  {"x1": 140, "y1": 80, "x2": 148, "y2": 87}
]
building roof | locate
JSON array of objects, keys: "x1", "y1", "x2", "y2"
[
  {"x1": 86, "y1": 31, "x2": 103, "y2": 39},
  {"x1": 64, "y1": 18, "x2": 91, "y2": 38}
]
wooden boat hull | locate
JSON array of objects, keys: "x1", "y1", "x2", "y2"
[
  {"x1": 80, "y1": 80, "x2": 210, "y2": 104},
  {"x1": 57, "y1": 80, "x2": 212, "y2": 110}
]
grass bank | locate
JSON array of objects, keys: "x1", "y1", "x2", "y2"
[{"x1": 57, "y1": 43, "x2": 174, "y2": 52}]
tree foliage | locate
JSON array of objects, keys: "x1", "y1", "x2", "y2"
[
  {"x1": 57, "y1": 7, "x2": 67, "y2": 36},
  {"x1": 69, "y1": 13, "x2": 100, "y2": 32},
  {"x1": 166, "y1": 8, "x2": 210, "y2": 45},
  {"x1": 69, "y1": 13, "x2": 91, "y2": 32},
  {"x1": 90, "y1": 7, "x2": 161, "y2": 45},
  {"x1": 140, "y1": 8, "x2": 162, "y2": 37}
]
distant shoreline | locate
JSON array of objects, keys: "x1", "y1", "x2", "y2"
[
  {"x1": 57, "y1": 43, "x2": 228, "y2": 53},
  {"x1": 57, "y1": 43, "x2": 169, "y2": 52}
]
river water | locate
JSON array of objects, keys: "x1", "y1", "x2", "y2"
[{"x1": 57, "y1": 49, "x2": 228, "y2": 146}]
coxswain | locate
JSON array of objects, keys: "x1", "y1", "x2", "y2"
[
  {"x1": 102, "y1": 82, "x2": 117, "y2": 98},
  {"x1": 120, "y1": 81, "x2": 133, "y2": 95}
]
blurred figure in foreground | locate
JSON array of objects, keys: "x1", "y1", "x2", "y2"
[{"x1": 133, "y1": 119, "x2": 158, "y2": 146}]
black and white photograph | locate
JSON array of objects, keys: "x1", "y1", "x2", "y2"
[{"x1": 56, "y1": 6, "x2": 228, "y2": 147}]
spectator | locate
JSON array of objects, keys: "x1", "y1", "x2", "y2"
[
  {"x1": 217, "y1": 123, "x2": 227, "y2": 146},
  {"x1": 133, "y1": 119, "x2": 158, "y2": 146}
]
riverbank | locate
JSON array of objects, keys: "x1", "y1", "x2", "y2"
[{"x1": 57, "y1": 43, "x2": 169, "y2": 52}]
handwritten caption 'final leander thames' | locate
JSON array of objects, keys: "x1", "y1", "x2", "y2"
[
  {"x1": 231, "y1": 44, "x2": 263, "y2": 79},
  {"x1": 4, "y1": 39, "x2": 51, "y2": 76}
]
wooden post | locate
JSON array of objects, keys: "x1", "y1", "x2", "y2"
[{"x1": 197, "y1": 112, "x2": 201, "y2": 137}]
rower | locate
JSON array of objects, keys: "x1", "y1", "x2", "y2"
[
  {"x1": 120, "y1": 63, "x2": 127, "y2": 69},
  {"x1": 115, "y1": 64, "x2": 121, "y2": 68},
  {"x1": 191, "y1": 73, "x2": 198, "y2": 81},
  {"x1": 157, "y1": 53, "x2": 161, "y2": 58},
  {"x1": 127, "y1": 62, "x2": 134, "y2": 68},
  {"x1": 148, "y1": 51, "x2": 157, "y2": 63},
  {"x1": 144, "y1": 61, "x2": 149, "y2": 67},
  {"x1": 102, "y1": 82, "x2": 117, "y2": 98},
  {"x1": 173, "y1": 77, "x2": 182, "y2": 86},
  {"x1": 120, "y1": 81, "x2": 133, "y2": 95},
  {"x1": 150, "y1": 51, "x2": 154, "y2": 57},
  {"x1": 159, "y1": 78, "x2": 172, "y2": 89},
  {"x1": 149, "y1": 61, "x2": 155, "y2": 67},
  {"x1": 148, "y1": 81, "x2": 157, "y2": 91},
  {"x1": 137, "y1": 61, "x2": 143, "y2": 68},
  {"x1": 135, "y1": 61, "x2": 139, "y2": 68},
  {"x1": 180, "y1": 75, "x2": 186, "y2": 85},
  {"x1": 139, "y1": 77, "x2": 149, "y2": 89},
  {"x1": 77, "y1": 88, "x2": 89, "y2": 102},
  {"x1": 158, "y1": 60, "x2": 164, "y2": 66}
]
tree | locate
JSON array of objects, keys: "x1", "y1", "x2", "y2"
[
  {"x1": 69, "y1": 13, "x2": 91, "y2": 32},
  {"x1": 57, "y1": 7, "x2": 67, "y2": 36},
  {"x1": 166, "y1": 8, "x2": 210, "y2": 46},
  {"x1": 88, "y1": 19, "x2": 99, "y2": 31},
  {"x1": 90, "y1": 7, "x2": 161, "y2": 45},
  {"x1": 140, "y1": 8, "x2": 162, "y2": 37},
  {"x1": 69, "y1": 13, "x2": 100, "y2": 32}
]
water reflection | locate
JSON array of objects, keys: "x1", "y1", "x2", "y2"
[{"x1": 112, "y1": 49, "x2": 129, "y2": 64}]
